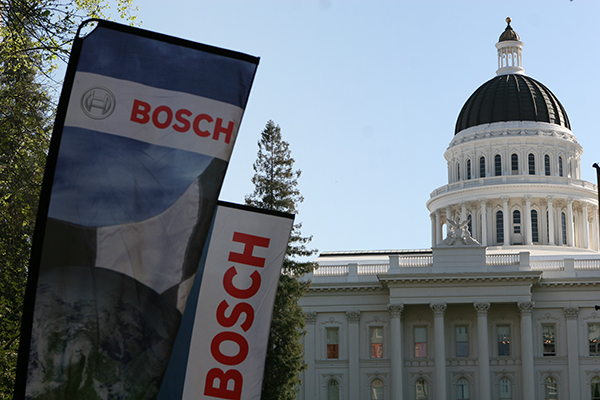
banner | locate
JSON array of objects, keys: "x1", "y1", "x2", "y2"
[
  {"x1": 15, "y1": 20, "x2": 258, "y2": 399},
  {"x1": 157, "y1": 202, "x2": 293, "y2": 400}
]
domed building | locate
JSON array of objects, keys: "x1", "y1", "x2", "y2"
[{"x1": 297, "y1": 19, "x2": 600, "y2": 400}]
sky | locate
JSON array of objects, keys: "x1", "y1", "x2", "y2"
[{"x1": 118, "y1": 0, "x2": 600, "y2": 258}]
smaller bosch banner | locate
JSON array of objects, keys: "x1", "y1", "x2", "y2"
[{"x1": 174, "y1": 203, "x2": 293, "y2": 400}]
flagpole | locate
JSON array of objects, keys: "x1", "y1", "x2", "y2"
[{"x1": 594, "y1": 163, "x2": 600, "y2": 241}]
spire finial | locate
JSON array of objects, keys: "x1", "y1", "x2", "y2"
[{"x1": 506, "y1": 17, "x2": 512, "y2": 25}]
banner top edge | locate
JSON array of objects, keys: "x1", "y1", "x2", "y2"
[
  {"x1": 78, "y1": 18, "x2": 260, "y2": 66},
  {"x1": 217, "y1": 201, "x2": 295, "y2": 220}
]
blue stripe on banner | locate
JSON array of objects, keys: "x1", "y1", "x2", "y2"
[
  {"x1": 77, "y1": 26, "x2": 257, "y2": 108},
  {"x1": 48, "y1": 127, "x2": 218, "y2": 227},
  {"x1": 156, "y1": 220, "x2": 214, "y2": 400}
]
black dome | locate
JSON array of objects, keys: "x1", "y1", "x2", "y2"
[{"x1": 455, "y1": 74, "x2": 571, "y2": 135}]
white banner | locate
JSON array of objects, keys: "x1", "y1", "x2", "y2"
[{"x1": 182, "y1": 203, "x2": 293, "y2": 400}]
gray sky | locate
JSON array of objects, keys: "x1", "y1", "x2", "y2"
[{"x1": 132, "y1": 0, "x2": 600, "y2": 257}]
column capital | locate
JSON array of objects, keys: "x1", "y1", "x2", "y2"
[
  {"x1": 387, "y1": 303, "x2": 404, "y2": 317},
  {"x1": 479, "y1": 197, "x2": 486, "y2": 204},
  {"x1": 547, "y1": 195, "x2": 554, "y2": 203},
  {"x1": 564, "y1": 307, "x2": 579, "y2": 319},
  {"x1": 567, "y1": 197, "x2": 574, "y2": 206},
  {"x1": 305, "y1": 312, "x2": 317, "y2": 324},
  {"x1": 474, "y1": 302, "x2": 491, "y2": 315},
  {"x1": 430, "y1": 303, "x2": 447, "y2": 317},
  {"x1": 501, "y1": 195, "x2": 509, "y2": 204},
  {"x1": 518, "y1": 301, "x2": 534, "y2": 315},
  {"x1": 524, "y1": 194, "x2": 532, "y2": 202},
  {"x1": 346, "y1": 310, "x2": 361, "y2": 323}
]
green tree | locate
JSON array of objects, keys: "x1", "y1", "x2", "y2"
[
  {"x1": 245, "y1": 120, "x2": 316, "y2": 400},
  {"x1": 0, "y1": 1, "x2": 136, "y2": 398}
]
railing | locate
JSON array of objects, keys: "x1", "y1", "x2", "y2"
[
  {"x1": 486, "y1": 254, "x2": 520, "y2": 266},
  {"x1": 358, "y1": 264, "x2": 389, "y2": 275},
  {"x1": 575, "y1": 259, "x2": 600, "y2": 270},
  {"x1": 313, "y1": 256, "x2": 600, "y2": 277},
  {"x1": 429, "y1": 176, "x2": 597, "y2": 198},
  {"x1": 530, "y1": 260, "x2": 564, "y2": 271},
  {"x1": 398, "y1": 256, "x2": 434, "y2": 267}
]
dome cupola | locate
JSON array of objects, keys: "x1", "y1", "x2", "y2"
[{"x1": 454, "y1": 18, "x2": 570, "y2": 135}]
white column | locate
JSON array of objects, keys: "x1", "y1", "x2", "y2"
[
  {"x1": 518, "y1": 302, "x2": 535, "y2": 399},
  {"x1": 524, "y1": 195, "x2": 533, "y2": 245},
  {"x1": 591, "y1": 206, "x2": 600, "y2": 250},
  {"x1": 567, "y1": 198, "x2": 575, "y2": 246},
  {"x1": 547, "y1": 196, "x2": 555, "y2": 245},
  {"x1": 435, "y1": 210, "x2": 442, "y2": 245},
  {"x1": 347, "y1": 311, "x2": 361, "y2": 400},
  {"x1": 430, "y1": 213, "x2": 436, "y2": 248},
  {"x1": 583, "y1": 201, "x2": 590, "y2": 249},
  {"x1": 446, "y1": 205, "x2": 452, "y2": 224},
  {"x1": 304, "y1": 312, "x2": 317, "y2": 400},
  {"x1": 564, "y1": 307, "x2": 581, "y2": 399},
  {"x1": 431, "y1": 303, "x2": 447, "y2": 400},
  {"x1": 480, "y1": 198, "x2": 488, "y2": 246},
  {"x1": 475, "y1": 303, "x2": 491, "y2": 400},
  {"x1": 388, "y1": 304, "x2": 404, "y2": 400},
  {"x1": 502, "y1": 196, "x2": 510, "y2": 245},
  {"x1": 461, "y1": 201, "x2": 467, "y2": 222}
]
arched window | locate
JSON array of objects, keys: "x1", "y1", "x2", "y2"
[
  {"x1": 558, "y1": 156, "x2": 564, "y2": 177},
  {"x1": 466, "y1": 159, "x2": 471, "y2": 180},
  {"x1": 328, "y1": 380, "x2": 339, "y2": 400},
  {"x1": 545, "y1": 376, "x2": 558, "y2": 400},
  {"x1": 511, "y1": 153, "x2": 519, "y2": 175},
  {"x1": 457, "y1": 378, "x2": 470, "y2": 399},
  {"x1": 593, "y1": 377, "x2": 600, "y2": 400},
  {"x1": 480, "y1": 156, "x2": 486, "y2": 178},
  {"x1": 499, "y1": 377, "x2": 512, "y2": 399},
  {"x1": 561, "y1": 212, "x2": 567, "y2": 245},
  {"x1": 531, "y1": 210, "x2": 539, "y2": 243},
  {"x1": 415, "y1": 378, "x2": 428, "y2": 400},
  {"x1": 371, "y1": 379, "x2": 384, "y2": 400},
  {"x1": 528, "y1": 153, "x2": 535, "y2": 175},
  {"x1": 457, "y1": 162, "x2": 461, "y2": 181},
  {"x1": 513, "y1": 210, "x2": 521, "y2": 234},
  {"x1": 496, "y1": 210, "x2": 504, "y2": 244},
  {"x1": 544, "y1": 154, "x2": 551, "y2": 176},
  {"x1": 495, "y1": 154, "x2": 502, "y2": 176}
]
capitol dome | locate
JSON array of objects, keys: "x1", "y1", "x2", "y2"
[{"x1": 455, "y1": 74, "x2": 571, "y2": 134}]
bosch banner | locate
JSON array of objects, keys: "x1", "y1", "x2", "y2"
[
  {"x1": 15, "y1": 20, "x2": 258, "y2": 399},
  {"x1": 157, "y1": 202, "x2": 293, "y2": 400}
]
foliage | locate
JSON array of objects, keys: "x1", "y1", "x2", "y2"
[
  {"x1": 245, "y1": 120, "x2": 317, "y2": 400},
  {"x1": 0, "y1": 1, "x2": 136, "y2": 398}
]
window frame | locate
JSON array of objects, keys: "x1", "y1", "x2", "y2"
[
  {"x1": 589, "y1": 323, "x2": 600, "y2": 356},
  {"x1": 531, "y1": 209, "x2": 539, "y2": 243},
  {"x1": 455, "y1": 326, "x2": 469, "y2": 357},
  {"x1": 326, "y1": 327, "x2": 340, "y2": 359},
  {"x1": 544, "y1": 154, "x2": 551, "y2": 176},
  {"x1": 496, "y1": 210, "x2": 504, "y2": 244},
  {"x1": 414, "y1": 326, "x2": 427, "y2": 358},
  {"x1": 542, "y1": 324, "x2": 556, "y2": 356},
  {"x1": 544, "y1": 376, "x2": 558, "y2": 400},
  {"x1": 494, "y1": 154, "x2": 502, "y2": 176},
  {"x1": 528, "y1": 153, "x2": 535, "y2": 175},
  {"x1": 511, "y1": 153, "x2": 519, "y2": 175},
  {"x1": 371, "y1": 378, "x2": 384, "y2": 400},
  {"x1": 370, "y1": 326, "x2": 384, "y2": 359},
  {"x1": 479, "y1": 156, "x2": 486, "y2": 178},
  {"x1": 497, "y1": 325, "x2": 511, "y2": 357}
]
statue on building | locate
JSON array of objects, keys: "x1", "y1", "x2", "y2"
[{"x1": 441, "y1": 219, "x2": 481, "y2": 246}]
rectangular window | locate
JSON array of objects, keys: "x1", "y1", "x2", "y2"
[
  {"x1": 545, "y1": 154, "x2": 551, "y2": 176},
  {"x1": 590, "y1": 324, "x2": 600, "y2": 356},
  {"x1": 498, "y1": 325, "x2": 510, "y2": 356},
  {"x1": 414, "y1": 327, "x2": 427, "y2": 358},
  {"x1": 495, "y1": 155, "x2": 502, "y2": 176},
  {"x1": 511, "y1": 154, "x2": 519, "y2": 175},
  {"x1": 327, "y1": 328, "x2": 339, "y2": 359},
  {"x1": 456, "y1": 326, "x2": 468, "y2": 357},
  {"x1": 543, "y1": 325, "x2": 556, "y2": 356},
  {"x1": 370, "y1": 327, "x2": 383, "y2": 358}
]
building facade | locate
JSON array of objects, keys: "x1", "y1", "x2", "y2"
[{"x1": 298, "y1": 19, "x2": 600, "y2": 400}]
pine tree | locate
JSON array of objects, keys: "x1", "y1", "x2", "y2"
[{"x1": 245, "y1": 120, "x2": 316, "y2": 400}]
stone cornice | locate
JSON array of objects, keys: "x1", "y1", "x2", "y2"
[
  {"x1": 307, "y1": 283, "x2": 384, "y2": 293},
  {"x1": 380, "y1": 271, "x2": 541, "y2": 286},
  {"x1": 538, "y1": 279, "x2": 600, "y2": 288}
]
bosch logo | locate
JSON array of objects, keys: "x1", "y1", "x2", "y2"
[{"x1": 81, "y1": 87, "x2": 116, "y2": 119}]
